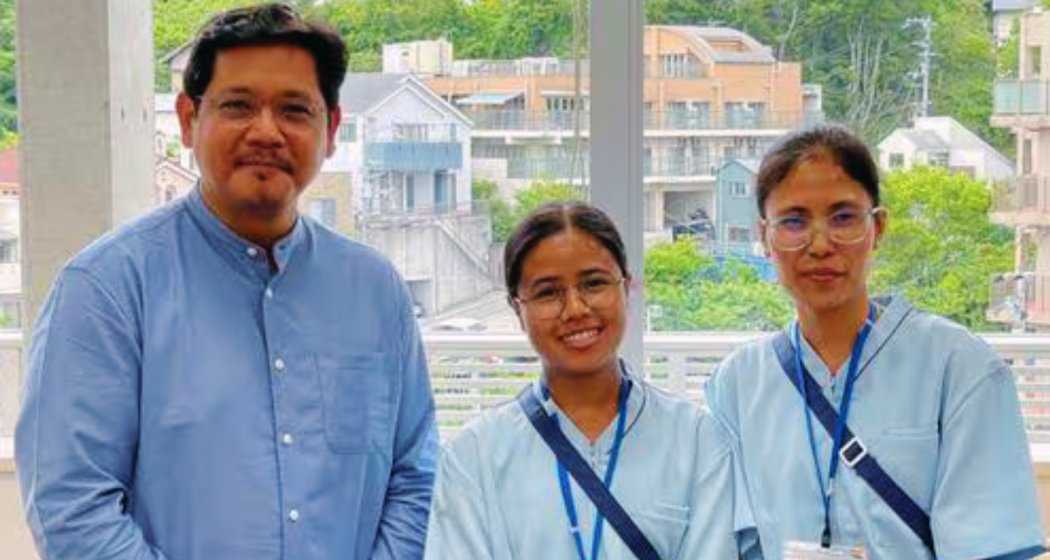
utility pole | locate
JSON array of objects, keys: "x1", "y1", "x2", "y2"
[{"x1": 906, "y1": 15, "x2": 934, "y2": 120}]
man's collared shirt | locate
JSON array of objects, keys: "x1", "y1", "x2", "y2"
[
  {"x1": 707, "y1": 295, "x2": 1046, "y2": 560},
  {"x1": 16, "y1": 188, "x2": 438, "y2": 559}
]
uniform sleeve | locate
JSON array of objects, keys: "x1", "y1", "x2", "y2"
[
  {"x1": 372, "y1": 276, "x2": 440, "y2": 560},
  {"x1": 424, "y1": 433, "x2": 495, "y2": 560},
  {"x1": 705, "y1": 361, "x2": 764, "y2": 559},
  {"x1": 14, "y1": 267, "x2": 167, "y2": 559},
  {"x1": 675, "y1": 414, "x2": 758, "y2": 559},
  {"x1": 930, "y1": 362, "x2": 1046, "y2": 560}
]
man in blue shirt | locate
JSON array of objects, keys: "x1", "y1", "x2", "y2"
[{"x1": 15, "y1": 4, "x2": 438, "y2": 558}]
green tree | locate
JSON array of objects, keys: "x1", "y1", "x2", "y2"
[
  {"x1": 644, "y1": 239, "x2": 793, "y2": 331},
  {"x1": 472, "y1": 179, "x2": 514, "y2": 242},
  {"x1": 871, "y1": 166, "x2": 1014, "y2": 330},
  {"x1": 153, "y1": 0, "x2": 262, "y2": 91}
]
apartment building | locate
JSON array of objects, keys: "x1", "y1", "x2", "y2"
[
  {"x1": 991, "y1": 5, "x2": 1050, "y2": 328},
  {"x1": 396, "y1": 26, "x2": 821, "y2": 237}
]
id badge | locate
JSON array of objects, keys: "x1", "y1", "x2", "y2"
[{"x1": 783, "y1": 541, "x2": 867, "y2": 559}]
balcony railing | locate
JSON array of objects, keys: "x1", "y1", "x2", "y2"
[
  {"x1": 990, "y1": 273, "x2": 1050, "y2": 327},
  {"x1": 992, "y1": 176, "x2": 1050, "y2": 215},
  {"x1": 462, "y1": 109, "x2": 821, "y2": 132},
  {"x1": 995, "y1": 79, "x2": 1050, "y2": 116},
  {"x1": 363, "y1": 141, "x2": 463, "y2": 172},
  {"x1": 2, "y1": 330, "x2": 1050, "y2": 443},
  {"x1": 502, "y1": 153, "x2": 723, "y2": 181},
  {"x1": 426, "y1": 331, "x2": 1050, "y2": 442}
]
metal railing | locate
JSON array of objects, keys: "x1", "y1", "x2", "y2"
[
  {"x1": 3, "y1": 331, "x2": 1050, "y2": 444},
  {"x1": 425, "y1": 331, "x2": 1050, "y2": 443},
  {"x1": 460, "y1": 109, "x2": 821, "y2": 132},
  {"x1": 989, "y1": 273, "x2": 1050, "y2": 327},
  {"x1": 995, "y1": 79, "x2": 1050, "y2": 115}
]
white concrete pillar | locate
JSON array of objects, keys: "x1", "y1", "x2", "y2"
[
  {"x1": 591, "y1": 0, "x2": 645, "y2": 365},
  {"x1": 17, "y1": 0, "x2": 155, "y2": 330}
]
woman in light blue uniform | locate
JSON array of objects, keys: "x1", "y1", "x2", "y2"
[
  {"x1": 426, "y1": 202, "x2": 744, "y2": 559},
  {"x1": 707, "y1": 125, "x2": 1046, "y2": 560}
]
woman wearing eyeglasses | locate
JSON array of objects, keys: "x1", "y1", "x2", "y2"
[
  {"x1": 706, "y1": 126, "x2": 1045, "y2": 559},
  {"x1": 425, "y1": 202, "x2": 744, "y2": 559}
]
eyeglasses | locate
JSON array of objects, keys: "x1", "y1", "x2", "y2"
[
  {"x1": 514, "y1": 275, "x2": 625, "y2": 320},
  {"x1": 197, "y1": 94, "x2": 325, "y2": 129},
  {"x1": 763, "y1": 207, "x2": 885, "y2": 252}
]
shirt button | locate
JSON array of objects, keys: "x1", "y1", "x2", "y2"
[
  {"x1": 274, "y1": 358, "x2": 286, "y2": 372},
  {"x1": 288, "y1": 509, "x2": 300, "y2": 522},
  {"x1": 246, "y1": 247, "x2": 259, "y2": 258},
  {"x1": 265, "y1": 288, "x2": 274, "y2": 299},
  {"x1": 281, "y1": 433, "x2": 294, "y2": 446}
]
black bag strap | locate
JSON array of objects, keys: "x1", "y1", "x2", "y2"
[
  {"x1": 772, "y1": 332, "x2": 935, "y2": 553},
  {"x1": 517, "y1": 385, "x2": 661, "y2": 560}
]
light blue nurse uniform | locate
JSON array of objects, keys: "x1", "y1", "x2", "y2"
[
  {"x1": 707, "y1": 295, "x2": 1046, "y2": 560},
  {"x1": 426, "y1": 370, "x2": 744, "y2": 559}
]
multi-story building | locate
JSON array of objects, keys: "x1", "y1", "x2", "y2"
[
  {"x1": 991, "y1": 5, "x2": 1050, "y2": 328},
  {"x1": 397, "y1": 25, "x2": 821, "y2": 241},
  {"x1": 323, "y1": 73, "x2": 492, "y2": 316}
]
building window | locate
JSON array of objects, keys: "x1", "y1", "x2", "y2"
[
  {"x1": 928, "y1": 151, "x2": 949, "y2": 168},
  {"x1": 394, "y1": 123, "x2": 429, "y2": 141},
  {"x1": 308, "y1": 198, "x2": 337, "y2": 227},
  {"x1": 405, "y1": 175, "x2": 415, "y2": 210},
  {"x1": 1024, "y1": 139, "x2": 1033, "y2": 174},
  {"x1": 0, "y1": 299, "x2": 20, "y2": 329},
  {"x1": 889, "y1": 153, "x2": 904, "y2": 169},
  {"x1": 729, "y1": 181, "x2": 748, "y2": 198},
  {"x1": 1030, "y1": 46, "x2": 1043, "y2": 77},
  {"x1": 0, "y1": 239, "x2": 17, "y2": 263},
  {"x1": 435, "y1": 171, "x2": 450, "y2": 212},
  {"x1": 339, "y1": 122, "x2": 357, "y2": 142},
  {"x1": 726, "y1": 225, "x2": 751, "y2": 243},
  {"x1": 661, "y1": 53, "x2": 687, "y2": 77}
]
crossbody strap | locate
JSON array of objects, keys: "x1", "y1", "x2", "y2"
[
  {"x1": 517, "y1": 385, "x2": 661, "y2": 560},
  {"x1": 772, "y1": 332, "x2": 935, "y2": 553}
]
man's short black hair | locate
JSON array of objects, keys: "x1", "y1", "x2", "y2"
[{"x1": 182, "y1": 3, "x2": 347, "y2": 111}]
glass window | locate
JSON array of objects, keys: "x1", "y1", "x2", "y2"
[
  {"x1": 889, "y1": 153, "x2": 905, "y2": 169},
  {"x1": 730, "y1": 181, "x2": 748, "y2": 198},
  {"x1": 339, "y1": 122, "x2": 356, "y2": 142}
]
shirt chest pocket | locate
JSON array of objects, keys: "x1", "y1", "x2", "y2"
[
  {"x1": 867, "y1": 426, "x2": 939, "y2": 549},
  {"x1": 627, "y1": 500, "x2": 691, "y2": 558},
  {"x1": 317, "y1": 352, "x2": 396, "y2": 455}
]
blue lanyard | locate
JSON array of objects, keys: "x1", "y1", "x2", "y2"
[
  {"x1": 547, "y1": 377, "x2": 631, "y2": 560},
  {"x1": 793, "y1": 304, "x2": 875, "y2": 548}
]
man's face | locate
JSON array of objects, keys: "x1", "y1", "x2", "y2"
[{"x1": 176, "y1": 44, "x2": 340, "y2": 223}]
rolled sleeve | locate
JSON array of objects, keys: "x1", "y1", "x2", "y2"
[
  {"x1": 931, "y1": 365, "x2": 1046, "y2": 560},
  {"x1": 371, "y1": 277, "x2": 439, "y2": 560},
  {"x1": 15, "y1": 267, "x2": 165, "y2": 559}
]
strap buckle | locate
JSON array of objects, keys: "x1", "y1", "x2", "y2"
[{"x1": 838, "y1": 436, "x2": 868, "y2": 468}]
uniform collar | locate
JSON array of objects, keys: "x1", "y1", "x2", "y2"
[
  {"x1": 185, "y1": 185, "x2": 308, "y2": 279},
  {"x1": 530, "y1": 359, "x2": 647, "y2": 449},
  {"x1": 791, "y1": 294, "x2": 915, "y2": 386}
]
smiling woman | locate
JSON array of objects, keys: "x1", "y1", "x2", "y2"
[{"x1": 425, "y1": 201, "x2": 747, "y2": 560}]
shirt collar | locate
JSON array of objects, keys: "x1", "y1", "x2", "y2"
[
  {"x1": 790, "y1": 294, "x2": 915, "y2": 385},
  {"x1": 185, "y1": 185, "x2": 308, "y2": 277},
  {"x1": 530, "y1": 359, "x2": 647, "y2": 449}
]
